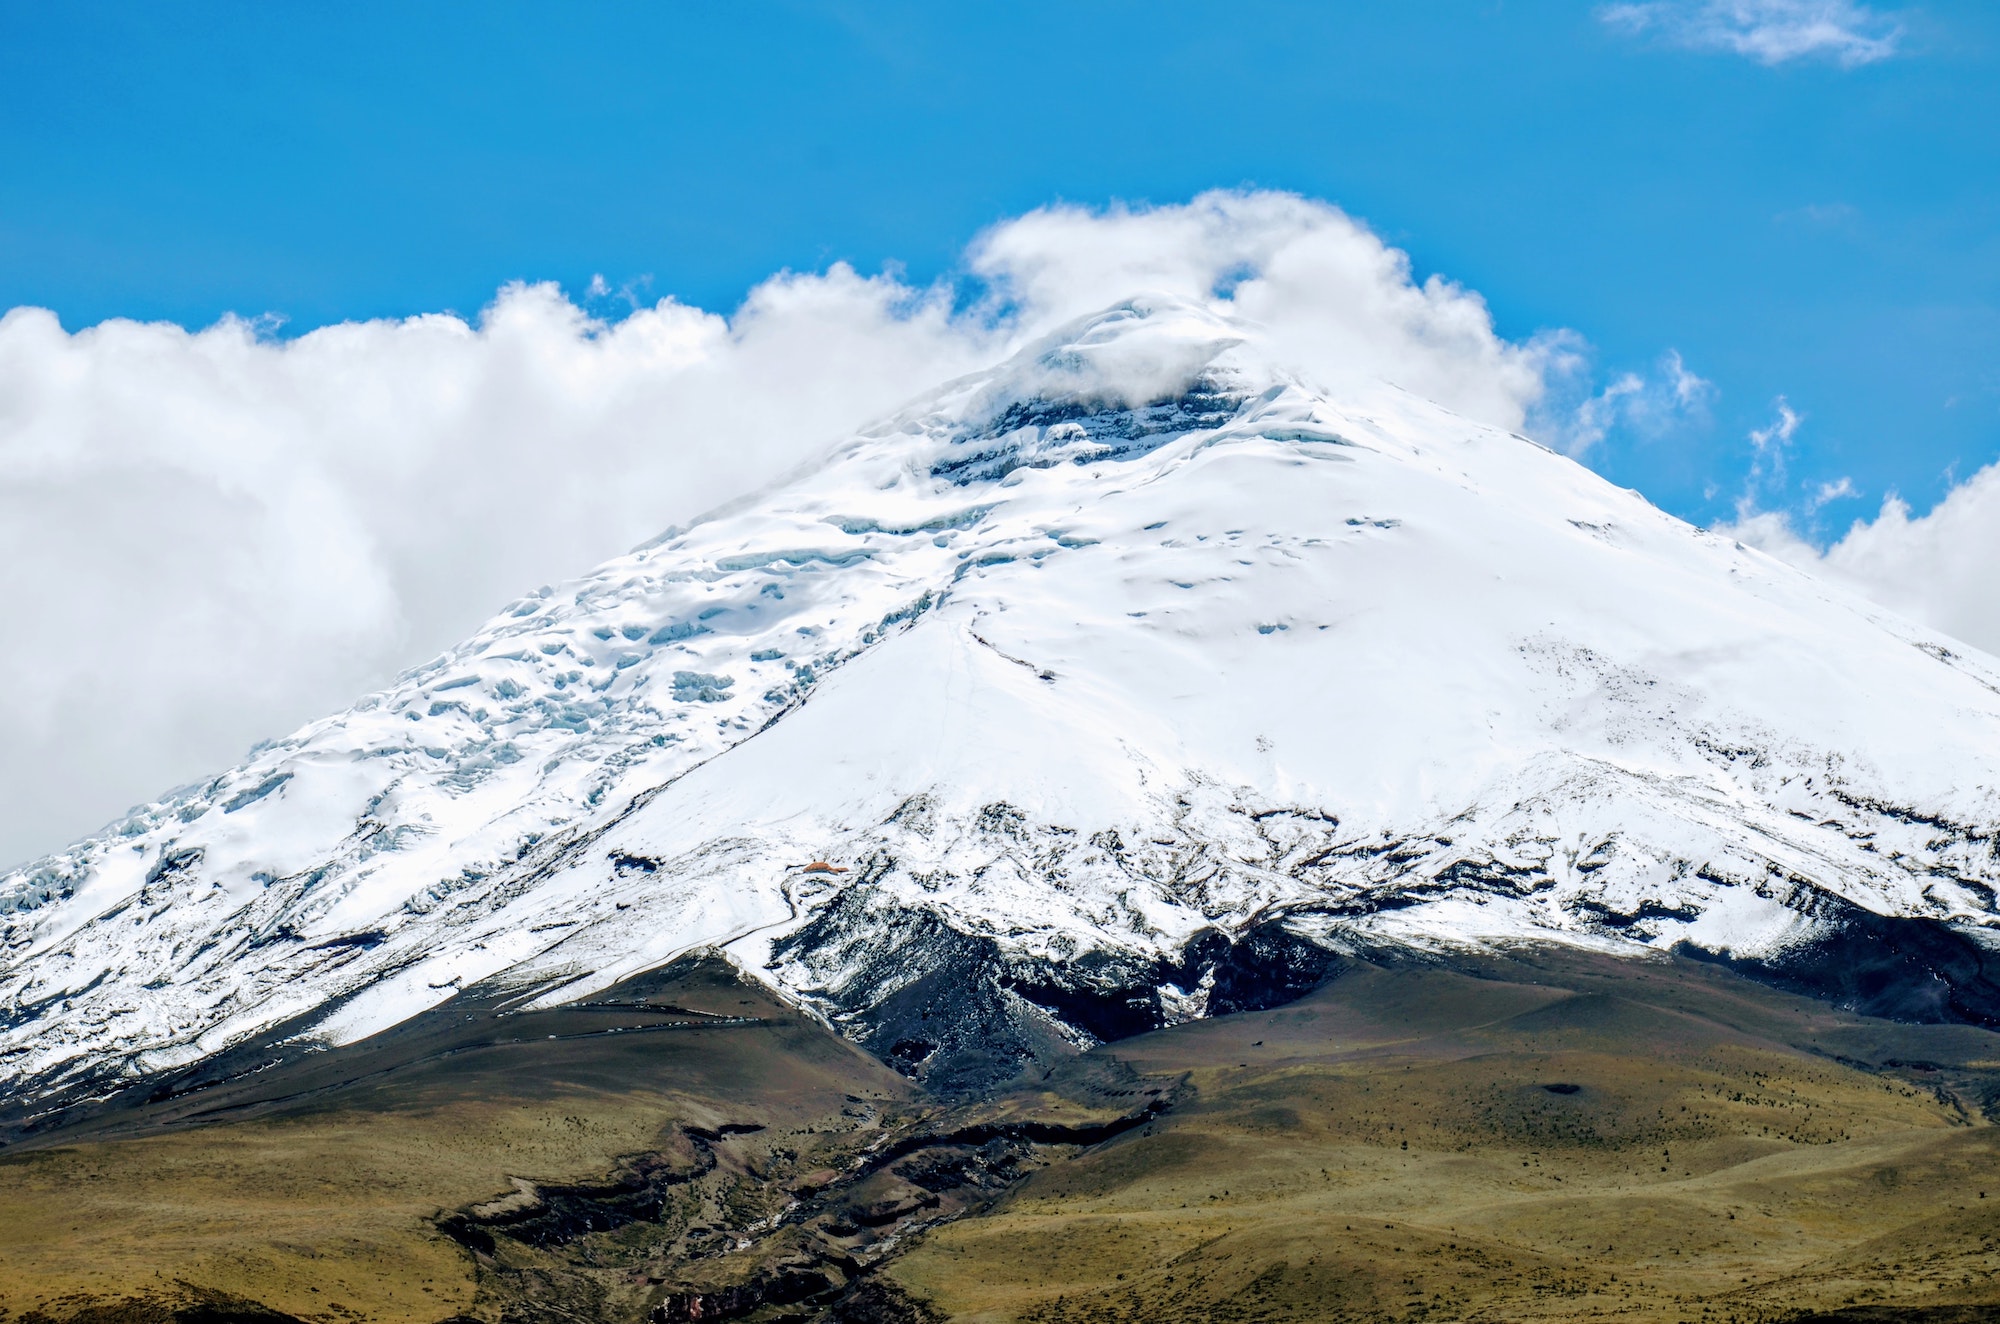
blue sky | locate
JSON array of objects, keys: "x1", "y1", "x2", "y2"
[{"x1": 2, "y1": 0, "x2": 1995, "y2": 529}]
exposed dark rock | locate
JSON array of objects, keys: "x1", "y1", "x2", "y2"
[
  {"x1": 772, "y1": 890, "x2": 1079, "y2": 1097},
  {"x1": 446, "y1": 1144, "x2": 716, "y2": 1252},
  {"x1": 17, "y1": 1290, "x2": 308, "y2": 1324},
  {"x1": 931, "y1": 379, "x2": 1244, "y2": 485},
  {"x1": 779, "y1": 892, "x2": 1360, "y2": 1092},
  {"x1": 1198, "y1": 919, "x2": 1351, "y2": 1017},
  {"x1": 823, "y1": 1279, "x2": 948, "y2": 1324},
  {"x1": 649, "y1": 1267, "x2": 835, "y2": 1323},
  {"x1": 1676, "y1": 895, "x2": 2000, "y2": 1028},
  {"x1": 307, "y1": 929, "x2": 387, "y2": 951}
]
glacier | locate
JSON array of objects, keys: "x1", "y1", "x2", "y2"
[{"x1": 5, "y1": 295, "x2": 2000, "y2": 1106}]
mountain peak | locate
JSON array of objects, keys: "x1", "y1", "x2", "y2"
[{"x1": 7, "y1": 299, "x2": 2000, "y2": 1109}]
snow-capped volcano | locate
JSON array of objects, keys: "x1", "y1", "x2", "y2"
[{"x1": 7, "y1": 297, "x2": 2000, "y2": 1104}]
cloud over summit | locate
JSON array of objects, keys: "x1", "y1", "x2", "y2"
[{"x1": 0, "y1": 193, "x2": 1560, "y2": 867}]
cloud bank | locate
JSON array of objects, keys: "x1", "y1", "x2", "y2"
[
  {"x1": 0, "y1": 191, "x2": 1575, "y2": 867},
  {"x1": 1600, "y1": 1, "x2": 1905, "y2": 66},
  {"x1": 1727, "y1": 466, "x2": 2000, "y2": 657},
  {"x1": 1717, "y1": 391, "x2": 2000, "y2": 656}
]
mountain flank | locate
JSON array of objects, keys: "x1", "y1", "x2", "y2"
[
  {"x1": 7, "y1": 297, "x2": 2000, "y2": 1321},
  {"x1": 3, "y1": 949, "x2": 2000, "y2": 1323}
]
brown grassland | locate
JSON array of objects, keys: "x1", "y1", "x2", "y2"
[{"x1": 2, "y1": 949, "x2": 1999, "y2": 1324}]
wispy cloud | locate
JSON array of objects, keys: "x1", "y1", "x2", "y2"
[
  {"x1": 1601, "y1": 1, "x2": 1904, "y2": 67},
  {"x1": 1739, "y1": 395, "x2": 1803, "y2": 511},
  {"x1": 1774, "y1": 201, "x2": 1862, "y2": 229},
  {"x1": 1549, "y1": 348, "x2": 1715, "y2": 456},
  {"x1": 1806, "y1": 475, "x2": 1859, "y2": 510},
  {"x1": 1749, "y1": 395, "x2": 1802, "y2": 452}
]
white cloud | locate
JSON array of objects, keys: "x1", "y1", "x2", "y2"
[
  {"x1": 1749, "y1": 396, "x2": 1803, "y2": 451},
  {"x1": 0, "y1": 271, "x2": 1000, "y2": 869},
  {"x1": 1571, "y1": 372, "x2": 1649, "y2": 453},
  {"x1": 1601, "y1": 1, "x2": 1904, "y2": 67},
  {"x1": 1666, "y1": 350, "x2": 1716, "y2": 409},
  {"x1": 1775, "y1": 201, "x2": 1862, "y2": 228},
  {"x1": 1806, "y1": 475, "x2": 1859, "y2": 510},
  {"x1": 1726, "y1": 463, "x2": 2000, "y2": 656},
  {"x1": 1541, "y1": 348, "x2": 1715, "y2": 455},
  {"x1": 1723, "y1": 400, "x2": 2000, "y2": 659},
  {"x1": 0, "y1": 191, "x2": 1576, "y2": 867},
  {"x1": 1732, "y1": 394, "x2": 1805, "y2": 512},
  {"x1": 967, "y1": 192, "x2": 1559, "y2": 426}
]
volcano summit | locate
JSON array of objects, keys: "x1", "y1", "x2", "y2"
[{"x1": 5, "y1": 297, "x2": 2000, "y2": 1114}]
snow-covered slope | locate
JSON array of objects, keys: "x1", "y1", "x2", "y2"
[{"x1": 7, "y1": 297, "x2": 2000, "y2": 1102}]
